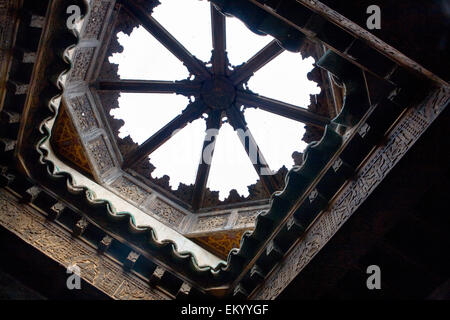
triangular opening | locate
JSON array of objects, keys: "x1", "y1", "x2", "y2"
[
  {"x1": 110, "y1": 93, "x2": 189, "y2": 145},
  {"x1": 247, "y1": 51, "x2": 320, "y2": 107},
  {"x1": 226, "y1": 16, "x2": 272, "y2": 67},
  {"x1": 206, "y1": 123, "x2": 259, "y2": 200},
  {"x1": 109, "y1": 26, "x2": 190, "y2": 80},
  {"x1": 152, "y1": 0, "x2": 212, "y2": 63},
  {"x1": 244, "y1": 108, "x2": 308, "y2": 171},
  {"x1": 149, "y1": 118, "x2": 206, "y2": 189}
]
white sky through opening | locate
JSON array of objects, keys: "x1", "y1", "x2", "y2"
[
  {"x1": 110, "y1": 93, "x2": 188, "y2": 143},
  {"x1": 207, "y1": 123, "x2": 259, "y2": 199},
  {"x1": 107, "y1": 0, "x2": 320, "y2": 200}
]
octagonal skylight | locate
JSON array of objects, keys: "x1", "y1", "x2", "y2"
[{"x1": 105, "y1": 0, "x2": 324, "y2": 207}]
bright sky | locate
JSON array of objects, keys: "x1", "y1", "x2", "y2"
[{"x1": 108, "y1": 0, "x2": 320, "y2": 200}]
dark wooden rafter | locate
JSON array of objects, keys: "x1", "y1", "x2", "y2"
[
  {"x1": 122, "y1": 100, "x2": 208, "y2": 168},
  {"x1": 97, "y1": 79, "x2": 202, "y2": 95},
  {"x1": 236, "y1": 90, "x2": 330, "y2": 127},
  {"x1": 191, "y1": 110, "x2": 222, "y2": 210},
  {"x1": 225, "y1": 105, "x2": 279, "y2": 195},
  {"x1": 122, "y1": 1, "x2": 211, "y2": 79},
  {"x1": 211, "y1": 4, "x2": 227, "y2": 75},
  {"x1": 229, "y1": 40, "x2": 284, "y2": 85}
]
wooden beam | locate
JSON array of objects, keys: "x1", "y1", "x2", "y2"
[
  {"x1": 211, "y1": 4, "x2": 227, "y2": 75},
  {"x1": 229, "y1": 40, "x2": 283, "y2": 85},
  {"x1": 122, "y1": 1, "x2": 211, "y2": 79},
  {"x1": 226, "y1": 105, "x2": 279, "y2": 194},
  {"x1": 122, "y1": 101, "x2": 207, "y2": 168},
  {"x1": 96, "y1": 79, "x2": 201, "y2": 95},
  {"x1": 191, "y1": 110, "x2": 222, "y2": 210},
  {"x1": 236, "y1": 90, "x2": 330, "y2": 127}
]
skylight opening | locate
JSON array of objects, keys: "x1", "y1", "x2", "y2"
[
  {"x1": 149, "y1": 118, "x2": 206, "y2": 189},
  {"x1": 106, "y1": 1, "x2": 323, "y2": 204},
  {"x1": 109, "y1": 26, "x2": 189, "y2": 80},
  {"x1": 206, "y1": 123, "x2": 259, "y2": 200},
  {"x1": 244, "y1": 108, "x2": 308, "y2": 171},
  {"x1": 226, "y1": 16, "x2": 272, "y2": 67},
  {"x1": 247, "y1": 51, "x2": 321, "y2": 107},
  {"x1": 110, "y1": 93, "x2": 189, "y2": 144},
  {"x1": 152, "y1": 0, "x2": 212, "y2": 63}
]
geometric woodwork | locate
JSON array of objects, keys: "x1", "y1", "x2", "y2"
[
  {"x1": 193, "y1": 229, "x2": 249, "y2": 260},
  {"x1": 50, "y1": 104, "x2": 92, "y2": 175}
]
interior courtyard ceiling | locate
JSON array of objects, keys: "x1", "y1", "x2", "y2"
[
  {"x1": 29, "y1": 0, "x2": 436, "y2": 285},
  {"x1": 4, "y1": 0, "x2": 447, "y2": 296}
]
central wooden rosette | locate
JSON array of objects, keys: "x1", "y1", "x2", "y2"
[{"x1": 200, "y1": 77, "x2": 236, "y2": 110}]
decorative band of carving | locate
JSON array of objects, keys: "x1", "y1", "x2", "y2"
[
  {"x1": 234, "y1": 209, "x2": 261, "y2": 228},
  {"x1": 144, "y1": 198, "x2": 186, "y2": 229},
  {"x1": 196, "y1": 215, "x2": 228, "y2": 232},
  {"x1": 87, "y1": 135, "x2": 114, "y2": 175},
  {"x1": 82, "y1": 0, "x2": 112, "y2": 40},
  {"x1": 0, "y1": 190, "x2": 168, "y2": 300},
  {"x1": 69, "y1": 94, "x2": 99, "y2": 133},
  {"x1": 68, "y1": 47, "x2": 95, "y2": 81},
  {"x1": 110, "y1": 175, "x2": 148, "y2": 205}
]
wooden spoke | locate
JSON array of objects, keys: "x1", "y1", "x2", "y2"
[
  {"x1": 122, "y1": 1, "x2": 211, "y2": 79},
  {"x1": 211, "y1": 4, "x2": 227, "y2": 75},
  {"x1": 191, "y1": 110, "x2": 222, "y2": 210},
  {"x1": 229, "y1": 40, "x2": 283, "y2": 85},
  {"x1": 236, "y1": 90, "x2": 330, "y2": 127},
  {"x1": 225, "y1": 105, "x2": 279, "y2": 195},
  {"x1": 97, "y1": 79, "x2": 201, "y2": 95},
  {"x1": 122, "y1": 100, "x2": 208, "y2": 168}
]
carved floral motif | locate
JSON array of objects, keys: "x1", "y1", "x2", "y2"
[
  {"x1": 69, "y1": 47, "x2": 95, "y2": 81},
  {"x1": 235, "y1": 210, "x2": 260, "y2": 227},
  {"x1": 196, "y1": 215, "x2": 228, "y2": 232},
  {"x1": 83, "y1": 0, "x2": 111, "y2": 40},
  {"x1": 145, "y1": 199, "x2": 185, "y2": 228},
  {"x1": 110, "y1": 176, "x2": 148, "y2": 205},
  {"x1": 70, "y1": 94, "x2": 98, "y2": 133}
]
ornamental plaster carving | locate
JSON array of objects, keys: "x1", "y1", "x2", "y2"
[
  {"x1": 87, "y1": 135, "x2": 114, "y2": 175},
  {"x1": 110, "y1": 175, "x2": 148, "y2": 205},
  {"x1": 68, "y1": 47, "x2": 95, "y2": 81},
  {"x1": 196, "y1": 215, "x2": 228, "y2": 232},
  {"x1": 82, "y1": 0, "x2": 112, "y2": 40},
  {"x1": 145, "y1": 198, "x2": 186, "y2": 229},
  {"x1": 235, "y1": 209, "x2": 261, "y2": 228},
  {"x1": 69, "y1": 94, "x2": 99, "y2": 133}
]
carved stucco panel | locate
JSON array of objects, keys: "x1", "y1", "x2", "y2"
[
  {"x1": 87, "y1": 135, "x2": 114, "y2": 175},
  {"x1": 196, "y1": 215, "x2": 228, "y2": 232},
  {"x1": 235, "y1": 209, "x2": 260, "y2": 228},
  {"x1": 83, "y1": 0, "x2": 112, "y2": 40},
  {"x1": 68, "y1": 47, "x2": 95, "y2": 81},
  {"x1": 69, "y1": 94, "x2": 99, "y2": 133},
  {"x1": 110, "y1": 176, "x2": 148, "y2": 205}
]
